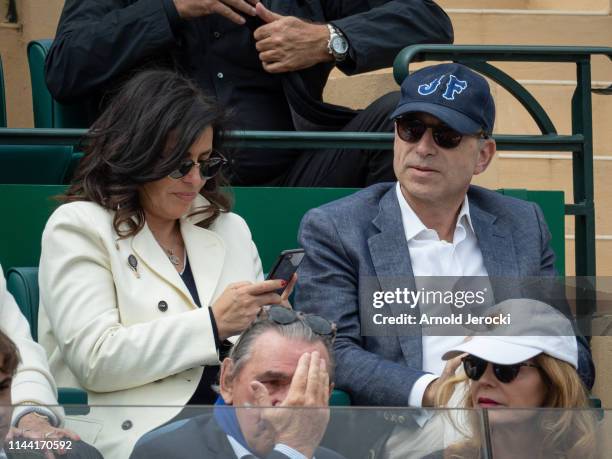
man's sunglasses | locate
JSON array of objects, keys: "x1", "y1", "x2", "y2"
[
  {"x1": 168, "y1": 151, "x2": 228, "y2": 180},
  {"x1": 462, "y1": 355, "x2": 540, "y2": 384},
  {"x1": 395, "y1": 116, "x2": 487, "y2": 149},
  {"x1": 258, "y1": 305, "x2": 337, "y2": 341}
]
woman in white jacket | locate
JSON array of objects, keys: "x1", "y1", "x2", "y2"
[{"x1": 37, "y1": 70, "x2": 292, "y2": 458}]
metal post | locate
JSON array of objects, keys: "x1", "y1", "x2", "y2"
[{"x1": 571, "y1": 58, "x2": 597, "y2": 335}]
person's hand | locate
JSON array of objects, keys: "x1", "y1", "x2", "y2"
[
  {"x1": 7, "y1": 413, "x2": 81, "y2": 458},
  {"x1": 253, "y1": 3, "x2": 333, "y2": 73},
  {"x1": 279, "y1": 273, "x2": 298, "y2": 309},
  {"x1": 211, "y1": 279, "x2": 286, "y2": 340},
  {"x1": 172, "y1": 0, "x2": 258, "y2": 24},
  {"x1": 422, "y1": 354, "x2": 465, "y2": 407},
  {"x1": 251, "y1": 351, "x2": 330, "y2": 458}
]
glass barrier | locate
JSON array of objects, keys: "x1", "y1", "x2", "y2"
[{"x1": 1, "y1": 405, "x2": 610, "y2": 459}]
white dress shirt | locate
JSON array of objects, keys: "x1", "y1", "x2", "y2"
[
  {"x1": 395, "y1": 183, "x2": 489, "y2": 407},
  {"x1": 227, "y1": 435, "x2": 312, "y2": 459}
]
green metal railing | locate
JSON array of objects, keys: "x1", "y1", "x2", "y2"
[{"x1": 0, "y1": 45, "x2": 610, "y2": 315}]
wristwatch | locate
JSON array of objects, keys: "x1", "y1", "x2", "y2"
[{"x1": 326, "y1": 24, "x2": 349, "y2": 62}]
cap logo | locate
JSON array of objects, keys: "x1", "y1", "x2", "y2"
[
  {"x1": 443, "y1": 75, "x2": 468, "y2": 101},
  {"x1": 417, "y1": 74, "x2": 468, "y2": 101},
  {"x1": 417, "y1": 75, "x2": 444, "y2": 96}
]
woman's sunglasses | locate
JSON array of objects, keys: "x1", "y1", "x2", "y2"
[
  {"x1": 395, "y1": 116, "x2": 487, "y2": 149},
  {"x1": 168, "y1": 151, "x2": 228, "y2": 180},
  {"x1": 462, "y1": 355, "x2": 540, "y2": 384}
]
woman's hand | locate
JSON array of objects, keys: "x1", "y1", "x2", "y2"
[
  {"x1": 279, "y1": 273, "x2": 298, "y2": 309},
  {"x1": 211, "y1": 279, "x2": 288, "y2": 340},
  {"x1": 7, "y1": 413, "x2": 81, "y2": 458}
]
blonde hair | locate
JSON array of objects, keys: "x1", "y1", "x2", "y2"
[{"x1": 435, "y1": 354, "x2": 599, "y2": 459}]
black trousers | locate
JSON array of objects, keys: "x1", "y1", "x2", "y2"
[{"x1": 229, "y1": 91, "x2": 400, "y2": 188}]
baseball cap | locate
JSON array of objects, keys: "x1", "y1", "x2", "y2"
[
  {"x1": 441, "y1": 299, "x2": 578, "y2": 369},
  {"x1": 390, "y1": 63, "x2": 495, "y2": 135}
]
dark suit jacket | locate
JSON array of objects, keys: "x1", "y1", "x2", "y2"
[
  {"x1": 129, "y1": 414, "x2": 345, "y2": 459},
  {"x1": 295, "y1": 183, "x2": 594, "y2": 407}
]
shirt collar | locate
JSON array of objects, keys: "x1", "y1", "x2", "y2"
[
  {"x1": 395, "y1": 182, "x2": 475, "y2": 242},
  {"x1": 227, "y1": 435, "x2": 253, "y2": 458}
]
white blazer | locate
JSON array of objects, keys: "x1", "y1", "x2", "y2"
[
  {"x1": 0, "y1": 265, "x2": 62, "y2": 426},
  {"x1": 38, "y1": 196, "x2": 263, "y2": 458}
]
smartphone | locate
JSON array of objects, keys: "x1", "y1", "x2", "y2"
[{"x1": 266, "y1": 249, "x2": 305, "y2": 295}]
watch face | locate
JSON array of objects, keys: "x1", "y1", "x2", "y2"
[{"x1": 331, "y1": 36, "x2": 349, "y2": 55}]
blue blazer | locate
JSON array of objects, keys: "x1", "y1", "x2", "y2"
[{"x1": 295, "y1": 183, "x2": 594, "y2": 406}]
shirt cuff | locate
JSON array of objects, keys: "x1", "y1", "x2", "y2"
[
  {"x1": 11, "y1": 405, "x2": 59, "y2": 428},
  {"x1": 273, "y1": 444, "x2": 309, "y2": 459},
  {"x1": 408, "y1": 373, "x2": 438, "y2": 408}
]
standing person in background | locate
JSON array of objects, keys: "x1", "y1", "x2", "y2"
[
  {"x1": 37, "y1": 69, "x2": 294, "y2": 458},
  {"x1": 45, "y1": 0, "x2": 453, "y2": 187}
]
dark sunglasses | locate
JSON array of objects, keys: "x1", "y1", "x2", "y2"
[
  {"x1": 258, "y1": 305, "x2": 337, "y2": 341},
  {"x1": 168, "y1": 151, "x2": 228, "y2": 180},
  {"x1": 395, "y1": 116, "x2": 487, "y2": 149},
  {"x1": 462, "y1": 355, "x2": 540, "y2": 384}
]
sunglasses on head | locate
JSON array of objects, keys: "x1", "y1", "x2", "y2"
[
  {"x1": 258, "y1": 305, "x2": 337, "y2": 341},
  {"x1": 168, "y1": 151, "x2": 228, "y2": 180},
  {"x1": 462, "y1": 355, "x2": 540, "y2": 384},
  {"x1": 395, "y1": 116, "x2": 487, "y2": 149}
]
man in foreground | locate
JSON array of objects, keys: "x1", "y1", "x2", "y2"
[{"x1": 130, "y1": 306, "x2": 343, "y2": 458}]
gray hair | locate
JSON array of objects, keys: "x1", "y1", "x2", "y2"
[{"x1": 227, "y1": 319, "x2": 335, "y2": 381}]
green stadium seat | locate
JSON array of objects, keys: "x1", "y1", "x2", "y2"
[
  {"x1": 6, "y1": 267, "x2": 39, "y2": 340},
  {"x1": 0, "y1": 55, "x2": 7, "y2": 127},
  {"x1": 0, "y1": 184, "x2": 566, "y2": 277},
  {"x1": 27, "y1": 40, "x2": 88, "y2": 128},
  {"x1": 6, "y1": 267, "x2": 89, "y2": 412},
  {"x1": 0, "y1": 145, "x2": 76, "y2": 184}
]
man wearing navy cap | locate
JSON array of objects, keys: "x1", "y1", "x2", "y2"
[{"x1": 295, "y1": 63, "x2": 594, "y2": 411}]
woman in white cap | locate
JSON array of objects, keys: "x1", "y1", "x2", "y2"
[{"x1": 434, "y1": 300, "x2": 599, "y2": 458}]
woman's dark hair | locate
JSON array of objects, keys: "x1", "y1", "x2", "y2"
[{"x1": 61, "y1": 69, "x2": 232, "y2": 237}]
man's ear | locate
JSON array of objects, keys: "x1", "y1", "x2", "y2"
[
  {"x1": 474, "y1": 138, "x2": 496, "y2": 176},
  {"x1": 219, "y1": 358, "x2": 235, "y2": 404}
]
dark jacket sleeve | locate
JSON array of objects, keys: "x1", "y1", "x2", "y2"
[
  {"x1": 45, "y1": 0, "x2": 182, "y2": 103},
  {"x1": 330, "y1": 0, "x2": 454, "y2": 74},
  {"x1": 296, "y1": 208, "x2": 428, "y2": 406}
]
